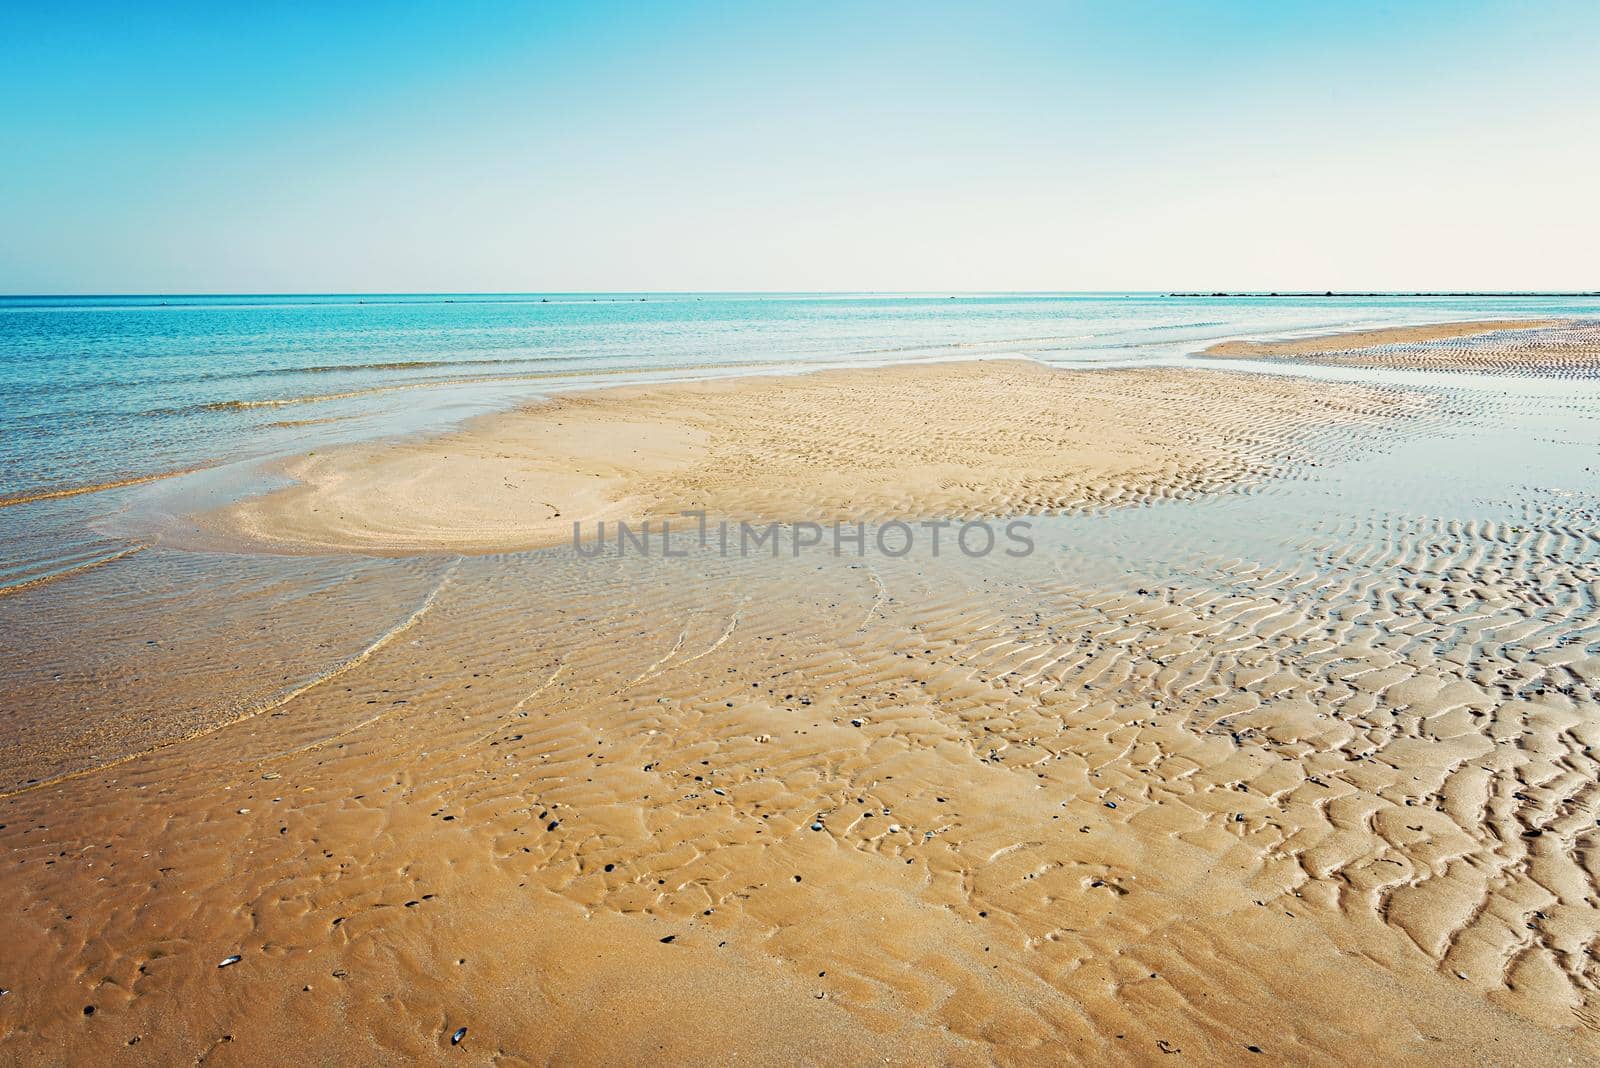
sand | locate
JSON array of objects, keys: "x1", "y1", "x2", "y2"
[
  {"x1": 1204, "y1": 317, "x2": 1600, "y2": 376},
  {"x1": 4, "y1": 337, "x2": 1600, "y2": 1064},
  {"x1": 203, "y1": 359, "x2": 1429, "y2": 555}
]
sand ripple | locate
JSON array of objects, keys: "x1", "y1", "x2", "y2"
[{"x1": 1205, "y1": 318, "x2": 1600, "y2": 377}]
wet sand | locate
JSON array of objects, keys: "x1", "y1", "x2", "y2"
[
  {"x1": 1205, "y1": 317, "x2": 1600, "y2": 376},
  {"x1": 4, "y1": 328, "x2": 1600, "y2": 1065},
  {"x1": 204, "y1": 359, "x2": 1428, "y2": 555}
]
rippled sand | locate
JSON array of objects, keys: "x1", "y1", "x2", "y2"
[
  {"x1": 3, "y1": 327, "x2": 1600, "y2": 1064},
  {"x1": 1205, "y1": 317, "x2": 1600, "y2": 377}
]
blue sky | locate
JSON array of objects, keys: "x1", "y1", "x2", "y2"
[{"x1": 2, "y1": 1, "x2": 1597, "y2": 292}]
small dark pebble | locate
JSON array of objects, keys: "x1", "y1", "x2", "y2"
[
  {"x1": 660, "y1": 935, "x2": 676, "y2": 944},
  {"x1": 1247, "y1": 1045, "x2": 1263, "y2": 1054},
  {"x1": 451, "y1": 1026, "x2": 467, "y2": 1045},
  {"x1": 83, "y1": 1005, "x2": 95, "y2": 1016}
]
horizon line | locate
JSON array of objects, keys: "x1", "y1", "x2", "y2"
[{"x1": 5, "y1": 289, "x2": 1600, "y2": 300}]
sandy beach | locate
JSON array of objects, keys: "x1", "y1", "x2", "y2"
[
  {"x1": 5, "y1": 320, "x2": 1600, "y2": 1064},
  {"x1": 202, "y1": 359, "x2": 1430, "y2": 556}
]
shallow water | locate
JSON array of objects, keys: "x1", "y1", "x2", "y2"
[
  {"x1": 2, "y1": 299, "x2": 1596, "y2": 786},
  {"x1": 4, "y1": 333, "x2": 1597, "y2": 789}
]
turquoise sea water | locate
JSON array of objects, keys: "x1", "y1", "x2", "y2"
[{"x1": 1, "y1": 291, "x2": 1597, "y2": 591}]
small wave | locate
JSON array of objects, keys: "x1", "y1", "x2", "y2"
[
  {"x1": 179, "y1": 362, "x2": 785, "y2": 415},
  {"x1": 264, "y1": 415, "x2": 359, "y2": 429},
  {"x1": 0, "y1": 558, "x2": 460, "y2": 800},
  {"x1": 199, "y1": 354, "x2": 563, "y2": 383},
  {"x1": 199, "y1": 394, "x2": 360, "y2": 411},
  {"x1": 190, "y1": 375, "x2": 545, "y2": 412},
  {"x1": 848, "y1": 334, "x2": 1099, "y2": 357},
  {"x1": 0, "y1": 543, "x2": 148, "y2": 597},
  {"x1": 0, "y1": 465, "x2": 212, "y2": 509},
  {"x1": 296, "y1": 357, "x2": 545, "y2": 374},
  {"x1": 12, "y1": 355, "x2": 579, "y2": 397}
]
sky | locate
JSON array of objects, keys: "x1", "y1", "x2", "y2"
[{"x1": 2, "y1": 1, "x2": 1598, "y2": 293}]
